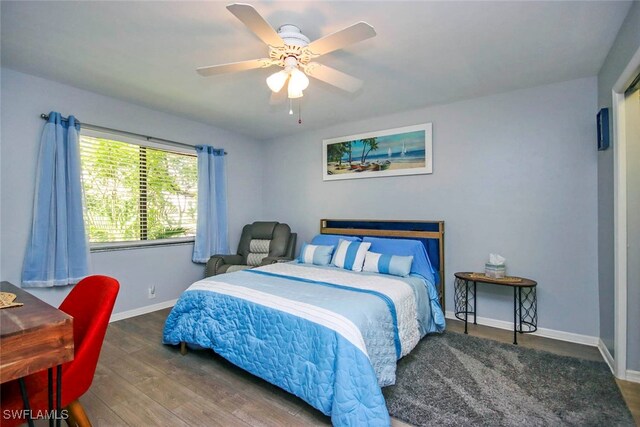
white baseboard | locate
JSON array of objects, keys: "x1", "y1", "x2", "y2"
[
  {"x1": 625, "y1": 370, "x2": 640, "y2": 383},
  {"x1": 444, "y1": 311, "x2": 599, "y2": 347},
  {"x1": 110, "y1": 298, "x2": 177, "y2": 322},
  {"x1": 598, "y1": 339, "x2": 615, "y2": 374},
  {"x1": 597, "y1": 341, "x2": 640, "y2": 382},
  {"x1": 599, "y1": 343, "x2": 640, "y2": 382}
]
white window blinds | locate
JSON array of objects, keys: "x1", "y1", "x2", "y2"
[{"x1": 79, "y1": 132, "x2": 197, "y2": 244}]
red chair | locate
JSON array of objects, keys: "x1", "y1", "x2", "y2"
[{"x1": 1, "y1": 275, "x2": 119, "y2": 427}]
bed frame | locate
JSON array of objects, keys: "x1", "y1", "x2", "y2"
[{"x1": 320, "y1": 219, "x2": 445, "y2": 309}]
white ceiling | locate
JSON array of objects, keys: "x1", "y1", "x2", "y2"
[{"x1": 1, "y1": 1, "x2": 631, "y2": 140}]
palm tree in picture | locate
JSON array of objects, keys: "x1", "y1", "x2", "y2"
[
  {"x1": 327, "y1": 143, "x2": 349, "y2": 169},
  {"x1": 346, "y1": 141, "x2": 353, "y2": 167},
  {"x1": 360, "y1": 137, "x2": 379, "y2": 164}
]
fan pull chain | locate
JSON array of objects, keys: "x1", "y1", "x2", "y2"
[
  {"x1": 289, "y1": 99, "x2": 293, "y2": 115},
  {"x1": 298, "y1": 102, "x2": 302, "y2": 124}
]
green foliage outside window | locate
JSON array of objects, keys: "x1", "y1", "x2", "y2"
[{"x1": 79, "y1": 136, "x2": 197, "y2": 243}]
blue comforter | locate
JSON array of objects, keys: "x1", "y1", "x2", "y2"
[{"x1": 163, "y1": 262, "x2": 445, "y2": 426}]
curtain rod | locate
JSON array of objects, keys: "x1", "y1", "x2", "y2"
[{"x1": 39, "y1": 114, "x2": 227, "y2": 155}]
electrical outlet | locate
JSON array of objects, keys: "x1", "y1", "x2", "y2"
[{"x1": 148, "y1": 285, "x2": 156, "y2": 299}]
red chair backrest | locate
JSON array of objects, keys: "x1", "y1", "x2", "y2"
[{"x1": 58, "y1": 275, "x2": 119, "y2": 402}]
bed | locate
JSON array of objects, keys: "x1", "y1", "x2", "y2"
[{"x1": 163, "y1": 219, "x2": 445, "y2": 426}]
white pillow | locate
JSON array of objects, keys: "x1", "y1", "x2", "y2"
[{"x1": 331, "y1": 239, "x2": 371, "y2": 272}]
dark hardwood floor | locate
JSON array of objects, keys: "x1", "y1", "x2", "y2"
[
  {"x1": 79, "y1": 308, "x2": 333, "y2": 427},
  {"x1": 69, "y1": 309, "x2": 638, "y2": 426}
]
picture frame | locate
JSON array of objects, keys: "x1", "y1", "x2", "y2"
[{"x1": 322, "y1": 123, "x2": 433, "y2": 181}]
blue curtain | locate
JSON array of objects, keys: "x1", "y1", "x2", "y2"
[
  {"x1": 22, "y1": 112, "x2": 89, "y2": 287},
  {"x1": 192, "y1": 145, "x2": 229, "y2": 263}
]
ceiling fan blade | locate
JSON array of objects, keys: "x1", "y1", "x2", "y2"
[
  {"x1": 226, "y1": 3, "x2": 284, "y2": 47},
  {"x1": 305, "y1": 63, "x2": 363, "y2": 93},
  {"x1": 307, "y1": 22, "x2": 376, "y2": 56},
  {"x1": 196, "y1": 59, "x2": 272, "y2": 76}
]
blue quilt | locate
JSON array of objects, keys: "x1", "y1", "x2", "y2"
[{"x1": 163, "y1": 262, "x2": 445, "y2": 426}]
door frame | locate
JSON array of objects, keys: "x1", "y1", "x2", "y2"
[{"x1": 612, "y1": 46, "x2": 640, "y2": 379}]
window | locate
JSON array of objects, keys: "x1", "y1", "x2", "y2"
[{"x1": 79, "y1": 130, "x2": 197, "y2": 247}]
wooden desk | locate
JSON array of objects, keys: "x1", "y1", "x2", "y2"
[
  {"x1": 1, "y1": 281, "x2": 74, "y2": 426},
  {"x1": 1, "y1": 281, "x2": 74, "y2": 383},
  {"x1": 453, "y1": 272, "x2": 537, "y2": 345}
]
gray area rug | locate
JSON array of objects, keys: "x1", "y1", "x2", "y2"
[{"x1": 383, "y1": 331, "x2": 635, "y2": 426}]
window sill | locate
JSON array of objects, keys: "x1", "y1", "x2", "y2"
[{"x1": 90, "y1": 237, "x2": 195, "y2": 253}]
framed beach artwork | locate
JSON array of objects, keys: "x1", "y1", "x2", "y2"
[{"x1": 322, "y1": 123, "x2": 432, "y2": 181}]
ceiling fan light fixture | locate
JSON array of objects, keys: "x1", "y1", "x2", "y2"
[
  {"x1": 287, "y1": 86, "x2": 304, "y2": 99},
  {"x1": 289, "y1": 68, "x2": 309, "y2": 92},
  {"x1": 289, "y1": 67, "x2": 309, "y2": 92},
  {"x1": 266, "y1": 70, "x2": 289, "y2": 93}
]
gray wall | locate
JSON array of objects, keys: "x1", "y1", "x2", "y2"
[
  {"x1": 0, "y1": 69, "x2": 612, "y2": 342},
  {"x1": 0, "y1": 68, "x2": 265, "y2": 314},
  {"x1": 262, "y1": 77, "x2": 600, "y2": 337},
  {"x1": 597, "y1": 1, "x2": 640, "y2": 369}
]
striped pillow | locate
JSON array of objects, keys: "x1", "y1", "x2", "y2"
[
  {"x1": 331, "y1": 239, "x2": 371, "y2": 272},
  {"x1": 298, "y1": 243, "x2": 335, "y2": 266},
  {"x1": 363, "y1": 251, "x2": 414, "y2": 277}
]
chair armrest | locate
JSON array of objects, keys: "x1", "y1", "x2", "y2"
[
  {"x1": 260, "y1": 256, "x2": 294, "y2": 266},
  {"x1": 205, "y1": 254, "x2": 244, "y2": 277},
  {"x1": 213, "y1": 254, "x2": 244, "y2": 264}
]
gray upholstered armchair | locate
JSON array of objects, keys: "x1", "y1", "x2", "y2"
[{"x1": 205, "y1": 221, "x2": 297, "y2": 277}]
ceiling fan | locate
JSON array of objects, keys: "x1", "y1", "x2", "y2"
[{"x1": 197, "y1": 3, "x2": 376, "y2": 100}]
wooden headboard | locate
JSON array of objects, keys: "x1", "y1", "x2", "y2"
[{"x1": 320, "y1": 219, "x2": 445, "y2": 309}]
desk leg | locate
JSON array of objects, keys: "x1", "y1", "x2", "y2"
[
  {"x1": 56, "y1": 365, "x2": 62, "y2": 427},
  {"x1": 513, "y1": 287, "x2": 518, "y2": 345},
  {"x1": 518, "y1": 287, "x2": 523, "y2": 334},
  {"x1": 18, "y1": 378, "x2": 35, "y2": 427},
  {"x1": 464, "y1": 280, "x2": 468, "y2": 334},
  {"x1": 473, "y1": 281, "x2": 477, "y2": 325},
  {"x1": 49, "y1": 368, "x2": 54, "y2": 427}
]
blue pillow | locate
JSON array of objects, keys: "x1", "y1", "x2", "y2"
[
  {"x1": 363, "y1": 237, "x2": 435, "y2": 284},
  {"x1": 298, "y1": 243, "x2": 334, "y2": 266},
  {"x1": 311, "y1": 234, "x2": 361, "y2": 246},
  {"x1": 331, "y1": 239, "x2": 371, "y2": 272},
  {"x1": 363, "y1": 251, "x2": 413, "y2": 277}
]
